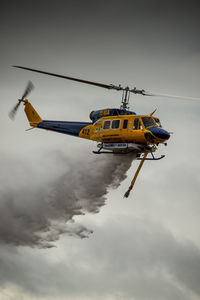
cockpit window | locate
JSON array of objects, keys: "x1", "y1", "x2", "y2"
[
  {"x1": 142, "y1": 117, "x2": 156, "y2": 128},
  {"x1": 154, "y1": 118, "x2": 162, "y2": 128}
]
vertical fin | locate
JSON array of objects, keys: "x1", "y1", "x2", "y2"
[{"x1": 23, "y1": 100, "x2": 43, "y2": 127}]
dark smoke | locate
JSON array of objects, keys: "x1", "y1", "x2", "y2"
[{"x1": 0, "y1": 151, "x2": 135, "y2": 248}]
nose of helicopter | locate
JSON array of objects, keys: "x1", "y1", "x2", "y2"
[{"x1": 148, "y1": 127, "x2": 170, "y2": 141}]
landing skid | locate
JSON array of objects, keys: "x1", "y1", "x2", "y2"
[
  {"x1": 93, "y1": 147, "x2": 165, "y2": 160},
  {"x1": 137, "y1": 153, "x2": 165, "y2": 160}
]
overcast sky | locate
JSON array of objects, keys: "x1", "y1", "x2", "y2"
[{"x1": 1, "y1": 0, "x2": 200, "y2": 299}]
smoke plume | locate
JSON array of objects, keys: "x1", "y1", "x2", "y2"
[{"x1": 0, "y1": 151, "x2": 135, "y2": 248}]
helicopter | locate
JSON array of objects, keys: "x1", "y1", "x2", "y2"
[{"x1": 9, "y1": 66, "x2": 200, "y2": 197}]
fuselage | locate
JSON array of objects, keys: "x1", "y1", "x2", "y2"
[
  {"x1": 79, "y1": 114, "x2": 170, "y2": 145},
  {"x1": 24, "y1": 101, "x2": 170, "y2": 146}
]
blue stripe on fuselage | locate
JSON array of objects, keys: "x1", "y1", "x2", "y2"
[{"x1": 37, "y1": 120, "x2": 92, "y2": 136}]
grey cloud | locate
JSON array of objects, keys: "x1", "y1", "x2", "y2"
[
  {"x1": 1, "y1": 218, "x2": 200, "y2": 300},
  {"x1": 66, "y1": 218, "x2": 200, "y2": 300}
]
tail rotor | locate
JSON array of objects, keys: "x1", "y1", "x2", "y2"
[{"x1": 9, "y1": 81, "x2": 34, "y2": 120}]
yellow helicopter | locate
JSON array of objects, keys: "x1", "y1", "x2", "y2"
[{"x1": 9, "y1": 66, "x2": 199, "y2": 197}]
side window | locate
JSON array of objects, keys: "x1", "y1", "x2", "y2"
[
  {"x1": 103, "y1": 120, "x2": 111, "y2": 130},
  {"x1": 94, "y1": 120, "x2": 102, "y2": 126},
  {"x1": 133, "y1": 118, "x2": 142, "y2": 130},
  {"x1": 133, "y1": 118, "x2": 139, "y2": 129},
  {"x1": 123, "y1": 119, "x2": 128, "y2": 129},
  {"x1": 112, "y1": 119, "x2": 120, "y2": 129}
]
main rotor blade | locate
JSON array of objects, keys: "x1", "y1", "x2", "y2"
[
  {"x1": 13, "y1": 66, "x2": 200, "y2": 102},
  {"x1": 145, "y1": 92, "x2": 200, "y2": 101},
  {"x1": 13, "y1": 65, "x2": 114, "y2": 90}
]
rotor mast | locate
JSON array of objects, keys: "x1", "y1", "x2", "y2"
[{"x1": 121, "y1": 87, "x2": 130, "y2": 110}]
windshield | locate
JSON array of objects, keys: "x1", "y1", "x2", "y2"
[
  {"x1": 142, "y1": 117, "x2": 156, "y2": 128},
  {"x1": 154, "y1": 118, "x2": 162, "y2": 128}
]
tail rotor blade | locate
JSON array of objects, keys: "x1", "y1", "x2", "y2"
[
  {"x1": 21, "y1": 80, "x2": 34, "y2": 100},
  {"x1": 9, "y1": 101, "x2": 21, "y2": 120}
]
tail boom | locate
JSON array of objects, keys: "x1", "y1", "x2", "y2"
[{"x1": 23, "y1": 100, "x2": 92, "y2": 137}]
